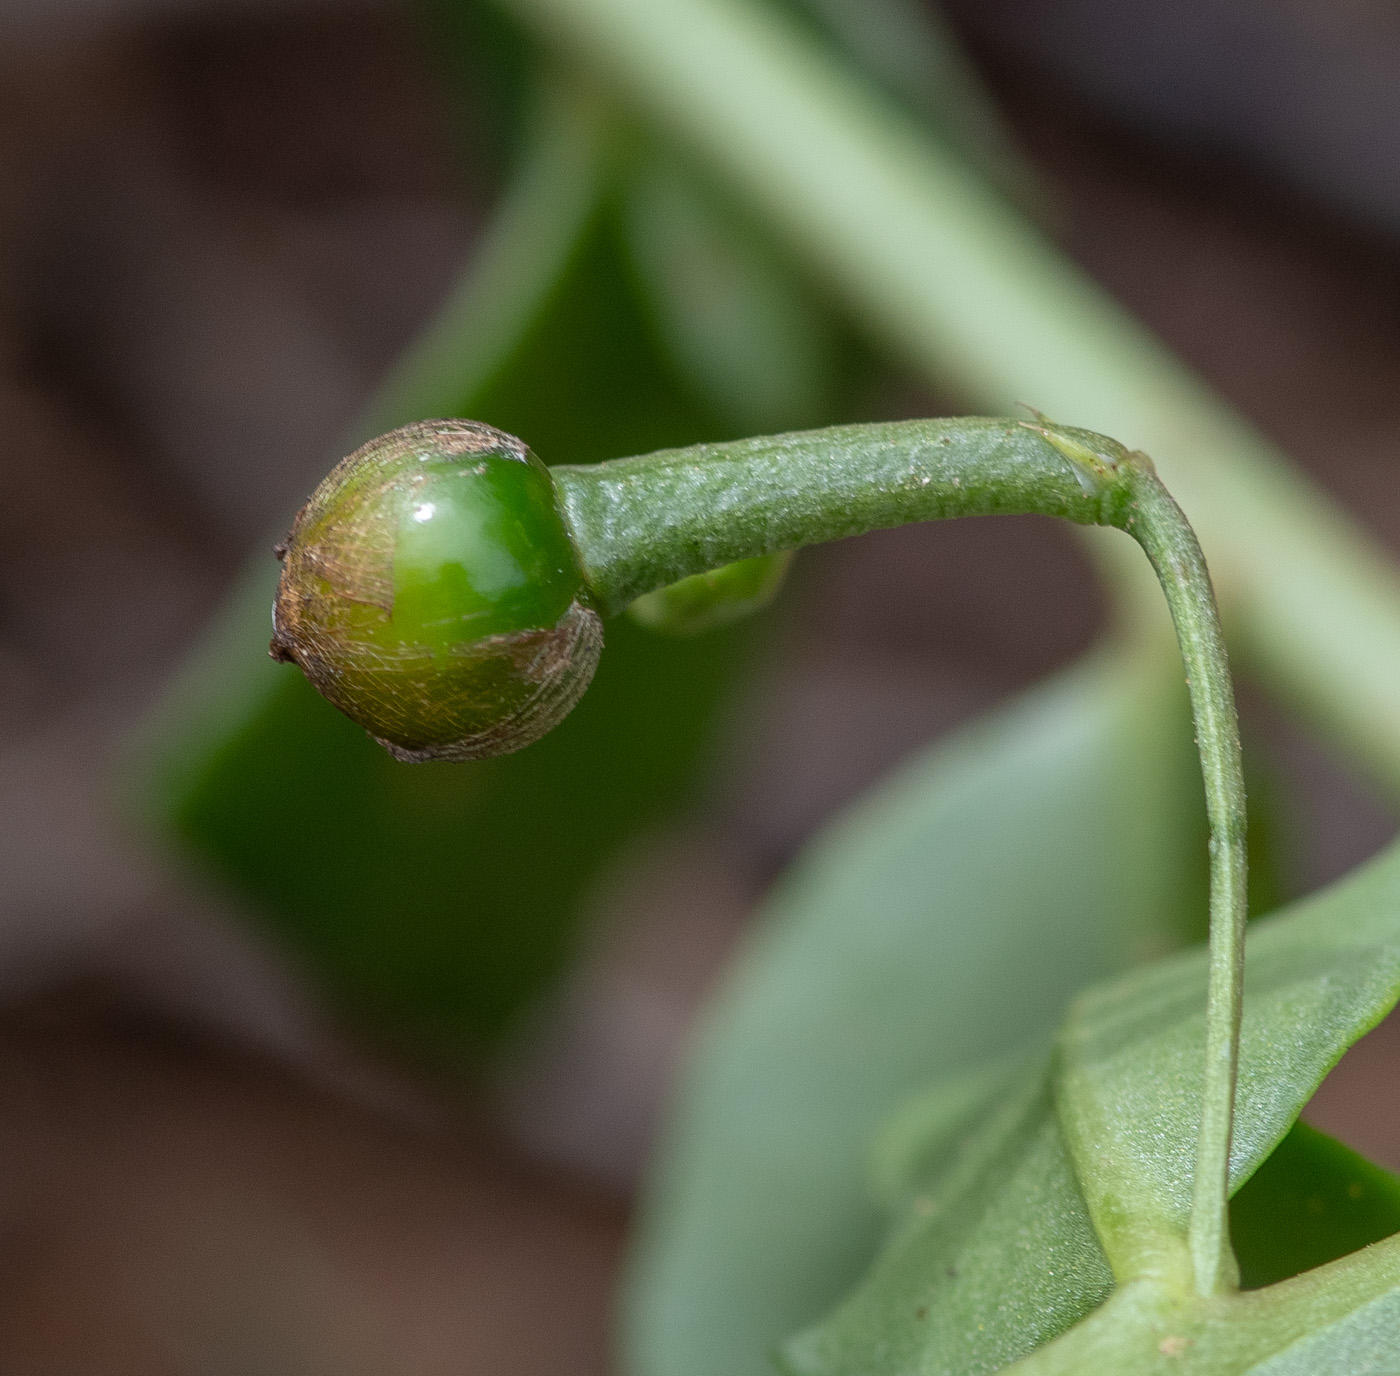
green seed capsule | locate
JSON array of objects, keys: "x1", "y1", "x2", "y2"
[{"x1": 271, "y1": 419, "x2": 602, "y2": 761}]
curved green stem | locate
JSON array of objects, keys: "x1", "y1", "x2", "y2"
[
  {"x1": 1120, "y1": 463, "x2": 1247, "y2": 1297},
  {"x1": 554, "y1": 415, "x2": 1247, "y2": 1295},
  {"x1": 553, "y1": 416, "x2": 1131, "y2": 614}
]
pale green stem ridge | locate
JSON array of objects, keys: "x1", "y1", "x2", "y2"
[
  {"x1": 1120, "y1": 463, "x2": 1247, "y2": 1298},
  {"x1": 554, "y1": 416, "x2": 1246, "y2": 1296}
]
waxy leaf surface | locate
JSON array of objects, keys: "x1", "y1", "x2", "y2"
[
  {"x1": 787, "y1": 826, "x2": 1400, "y2": 1375},
  {"x1": 781, "y1": 1059, "x2": 1113, "y2": 1376},
  {"x1": 1058, "y1": 837, "x2": 1400, "y2": 1280}
]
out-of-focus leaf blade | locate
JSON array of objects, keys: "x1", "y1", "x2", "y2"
[
  {"x1": 622, "y1": 153, "x2": 838, "y2": 434},
  {"x1": 356, "y1": 79, "x2": 617, "y2": 443},
  {"x1": 130, "y1": 89, "x2": 786, "y2": 1049},
  {"x1": 500, "y1": 0, "x2": 1400, "y2": 803},
  {"x1": 623, "y1": 644, "x2": 1204, "y2": 1376}
]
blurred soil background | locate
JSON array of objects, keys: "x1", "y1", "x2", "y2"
[{"x1": 0, "y1": 0, "x2": 1399, "y2": 1367}]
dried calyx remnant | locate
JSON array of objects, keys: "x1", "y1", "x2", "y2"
[{"x1": 271, "y1": 419, "x2": 602, "y2": 761}]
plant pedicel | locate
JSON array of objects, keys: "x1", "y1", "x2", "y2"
[{"x1": 272, "y1": 413, "x2": 1246, "y2": 1298}]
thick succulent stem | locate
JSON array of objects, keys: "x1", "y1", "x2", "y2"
[{"x1": 552, "y1": 416, "x2": 1131, "y2": 615}]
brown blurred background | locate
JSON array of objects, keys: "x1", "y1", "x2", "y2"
[{"x1": 0, "y1": 0, "x2": 1399, "y2": 1368}]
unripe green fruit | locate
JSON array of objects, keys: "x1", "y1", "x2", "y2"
[{"x1": 271, "y1": 419, "x2": 602, "y2": 762}]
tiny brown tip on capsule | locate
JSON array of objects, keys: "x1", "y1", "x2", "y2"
[
  {"x1": 269, "y1": 636, "x2": 297, "y2": 664},
  {"x1": 273, "y1": 540, "x2": 289, "y2": 562}
]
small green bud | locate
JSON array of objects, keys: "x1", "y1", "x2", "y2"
[
  {"x1": 271, "y1": 419, "x2": 602, "y2": 762},
  {"x1": 626, "y1": 551, "x2": 792, "y2": 636}
]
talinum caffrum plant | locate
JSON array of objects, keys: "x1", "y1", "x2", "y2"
[
  {"x1": 271, "y1": 405, "x2": 1400, "y2": 1368},
  {"x1": 130, "y1": 0, "x2": 1400, "y2": 1371}
]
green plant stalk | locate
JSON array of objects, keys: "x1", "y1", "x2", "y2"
[
  {"x1": 1120, "y1": 469, "x2": 1246, "y2": 1297},
  {"x1": 555, "y1": 417, "x2": 1127, "y2": 612},
  {"x1": 554, "y1": 415, "x2": 1246, "y2": 1294},
  {"x1": 496, "y1": 0, "x2": 1400, "y2": 804}
]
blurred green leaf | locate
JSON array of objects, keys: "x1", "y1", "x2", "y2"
[
  {"x1": 622, "y1": 153, "x2": 838, "y2": 434},
  {"x1": 133, "y1": 69, "x2": 873, "y2": 1050},
  {"x1": 132, "y1": 88, "x2": 775, "y2": 1049},
  {"x1": 1231, "y1": 1121, "x2": 1400, "y2": 1292},
  {"x1": 624, "y1": 644, "x2": 1205, "y2": 1376}
]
